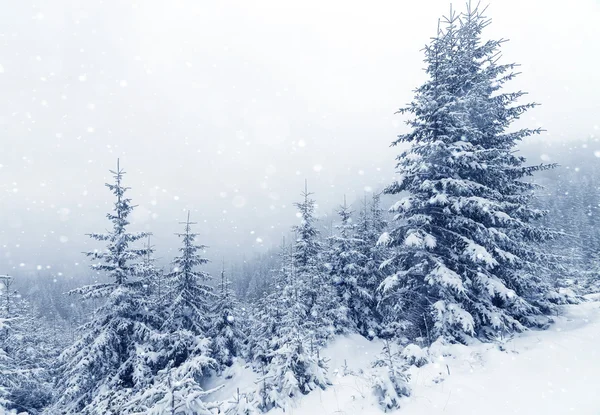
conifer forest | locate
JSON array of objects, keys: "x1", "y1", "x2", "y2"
[{"x1": 1, "y1": 1, "x2": 599, "y2": 414}]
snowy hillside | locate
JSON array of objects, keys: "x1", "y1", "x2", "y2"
[
  {"x1": 215, "y1": 297, "x2": 600, "y2": 415},
  {"x1": 3, "y1": 2, "x2": 600, "y2": 414}
]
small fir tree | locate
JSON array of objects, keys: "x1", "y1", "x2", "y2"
[
  {"x1": 326, "y1": 197, "x2": 373, "y2": 335},
  {"x1": 210, "y1": 261, "x2": 245, "y2": 370}
]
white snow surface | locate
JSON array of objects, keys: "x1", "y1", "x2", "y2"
[
  {"x1": 210, "y1": 296, "x2": 600, "y2": 414},
  {"x1": 203, "y1": 360, "x2": 259, "y2": 404}
]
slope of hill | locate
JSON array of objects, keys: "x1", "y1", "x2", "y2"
[{"x1": 212, "y1": 295, "x2": 600, "y2": 415}]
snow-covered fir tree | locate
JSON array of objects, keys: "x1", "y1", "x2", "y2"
[
  {"x1": 291, "y1": 182, "x2": 336, "y2": 344},
  {"x1": 326, "y1": 196, "x2": 373, "y2": 335},
  {"x1": 370, "y1": 193, "x2": 388, "y2": 241},
  {"x1": 209, "y1": 261, "x2": 245, "y2": 370},
  {"x1": 136, "y1": 236, "x2": 166, "y2": 315},
  {"x1": 51, "y1": 160, "x2": 161, "y2": 414},
  {"x1": 380, "y1": 6, "x2": 558, "y2": 344},
  {"x1": 247, "y1": 239, "x2": 290, "y2": 368},
  {"x1": 257, "y1": 322, "x2": 329, "y2": 412},
  {"x1": 0, "y1": 276, "x2": 55, "y2": 414},
  {"x1": 257, "y1": 185, "x2": 332, "y2": 410},
  {"x1": 252, "y1": 272, "x2": 330, "y2": 413},
  {"x1": 354, "y1": 193, "x2": 392, "y2": 337},
  {"x1": 237, "y1": 188, "x2": 332, "y2": 413},
  {"x1": 225, "y1": 391, "x2": 260, "y2": 415},
  {"x1": 123, "y1": 355, "x2": 219, "y2": 415},
  {"x1": 369, "y1": 194, "x2": 392, "y2": 332},
  {"x1": 0, "y1": 314, "x2": 18, "y2": 412},
  {"x1": 125, "y1": 211, "x2": 218, "y2": 414},
  {"x1": 371, "y1": 339, "x2": 410, "y2": 412},
  {"x1": 163, "y1": 211, "x2": 215, "y2": 337}
]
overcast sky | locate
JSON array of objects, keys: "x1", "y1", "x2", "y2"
[{"x1": 1, "y1": 0, "x2": 599, "y2": 279}]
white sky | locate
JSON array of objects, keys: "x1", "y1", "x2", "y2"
[{"x1": 1, "y1": 0, "x2": 599, "y2": 278}]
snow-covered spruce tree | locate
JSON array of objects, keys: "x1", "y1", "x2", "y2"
[
  {"x1": 371, "y1": 339, "x2": 410, "y2": 412},
  {"x1": 256, "y1": 288, "x2": 330, "y2": 412},
  {"x1": 51, "y1": 160, "x2": 161, "y2": 414},
  {"x1": 225, "y1": 390, "x2": 261, "y2": 415},
  {"x1": 124, "y1": 211, "x2": 218, "y2": 414},
  {"x1": 123, "y1": 356, "x2": 220, "y2": 415},
  {"x1": 356, "y1": 192, "x2": 389, "y2": 252},
  {"x1": 326, "y1": 197, "x2": 374, "y2": 335},
  {"x1": 380, "y1": 6, "x2": 558, "y2": 344},
  {"x1": 0, "y1": 315, "x2": 16, "y2": 411},
  {"x1": 355, "y1": 193, "x2": 390, "y2": 337},
  {"x1": 135, "y1": 236, "x2": 167, "y2": 317},
  {"x1": 245, "y1": 187, "x2": 331, "y2": 412},
  {"x1": 370, "y1": 193, "x2": 388, "y2": 241},
  {"x1": 0, "y1": 277, "x2": 54, "y2": 414},
  {"x1": 164, "y1": 211, "x2": 215, "y2": 336},
  {"x1": 0, "y1": 275, "x2": 17, "y2": 411},
  {"x1": 7, "y1": 305, "x2": 57, "y2": 413},
  {"x1": 291, "y1": 181, "x2": 335, "y2": 344},
  {"x1": 247, "y1": 239, "x2": 290, "y2": 368},
  {"x1": 209, "y1": 261, "x2": 245, "y2": 370}
]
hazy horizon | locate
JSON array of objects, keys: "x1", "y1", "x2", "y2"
[{"x1": 1, "y1": 0, "x2": 599, "y2": 281}]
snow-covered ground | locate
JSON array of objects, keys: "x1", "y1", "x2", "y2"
[{"x1": 213, "y1": 295, "x2": 600, "y2": 414}]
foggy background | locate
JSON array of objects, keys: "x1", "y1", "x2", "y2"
[{"x1": 1, "y1": 0, "x2": 599, "y2": 281}]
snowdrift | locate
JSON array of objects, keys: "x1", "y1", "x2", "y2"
[{"x1": 212, "y1": 296, "x2": 600, "y2": 414}]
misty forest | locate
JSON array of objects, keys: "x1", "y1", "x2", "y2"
[{"x1": 1, "y1": 2, "x2": 599, "y2": 415}]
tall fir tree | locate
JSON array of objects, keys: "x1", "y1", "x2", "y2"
[
  {"x1": 380, "y1": 6, "x2": 558, "y2": 344},
  {"x1": 326, "y1": 197, "x2": 373, "y2": 335},
  {"x1": 51, "y1": 160, "x2": 160, "y2": 414}
]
